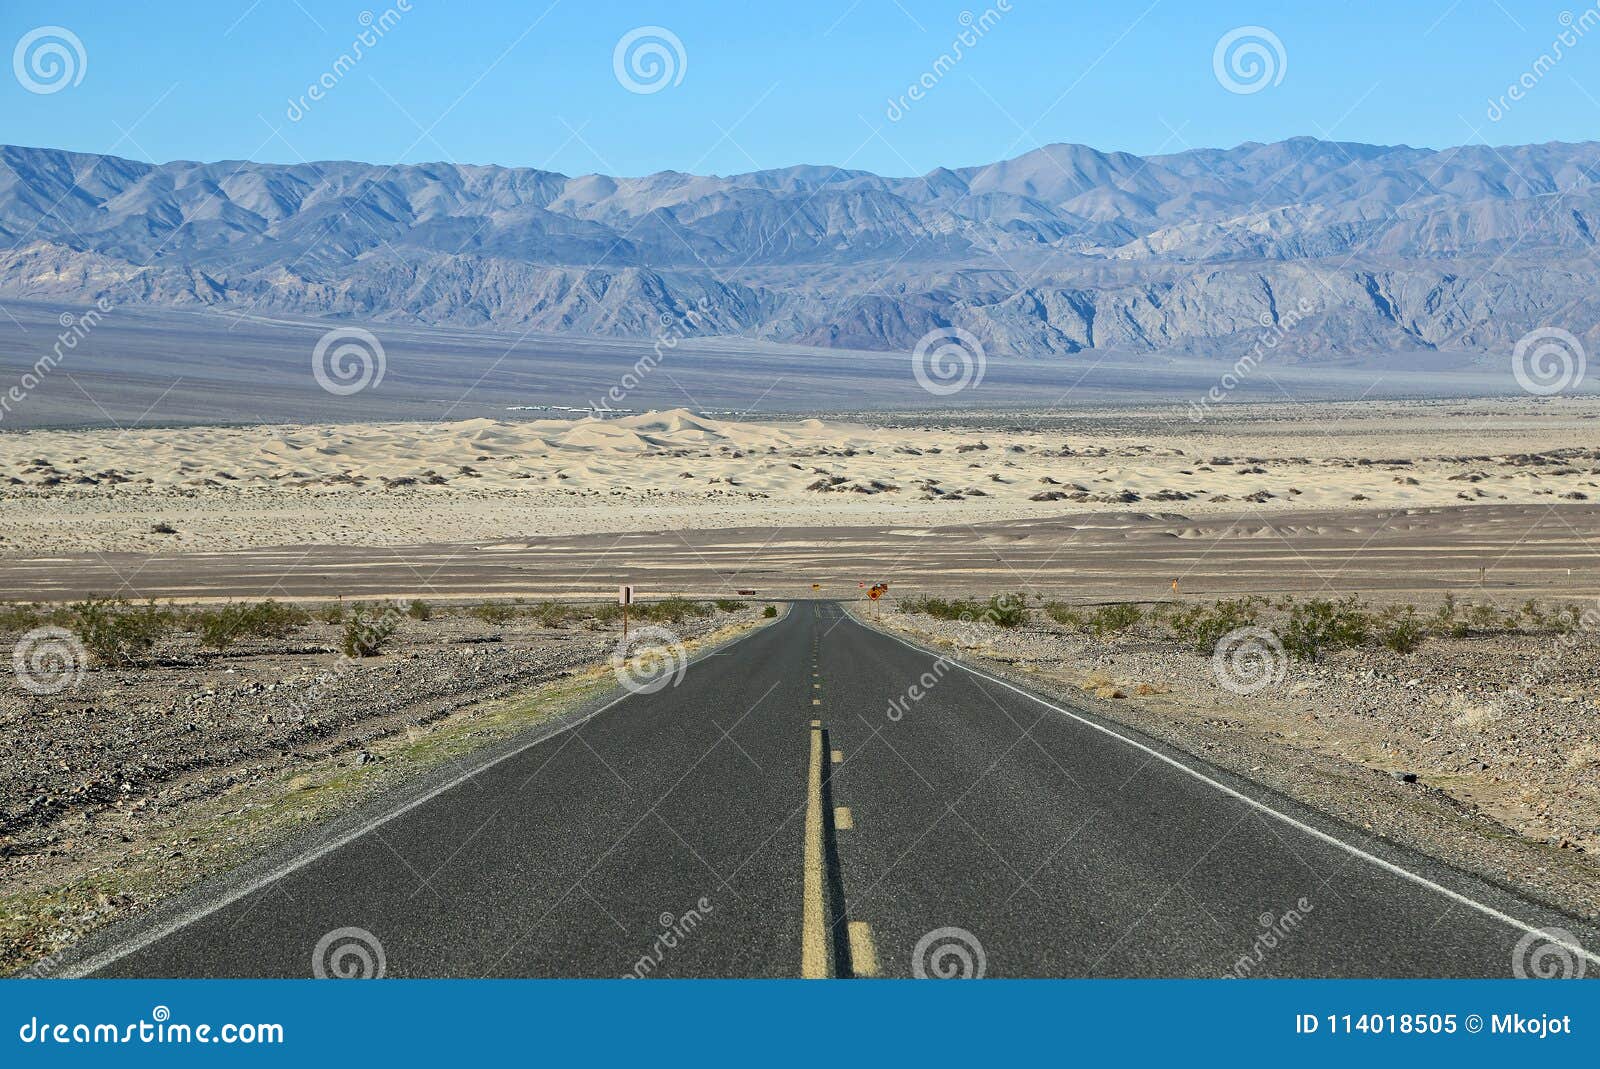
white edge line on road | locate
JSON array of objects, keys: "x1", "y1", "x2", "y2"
[
  {"x1": 849, "y1": 607, "x2": 1600, "y2": 968},
  {"x1": 63, "y1": 614, "x2": 783, "y2": 978}
]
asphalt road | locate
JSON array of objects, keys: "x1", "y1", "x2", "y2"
[{"x1": 84, "y1": 602, "x2": 1595, "y2": 978}]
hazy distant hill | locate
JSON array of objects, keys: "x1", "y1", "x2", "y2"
[{"x1": 2, "y1": 137, "x2": 1597, "y2": 362}]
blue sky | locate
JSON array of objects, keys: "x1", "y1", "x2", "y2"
[{"x1": 2, "y1": 1, "x2": 1597, "y2": 176}]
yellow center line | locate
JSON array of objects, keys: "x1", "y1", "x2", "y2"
[
  {"x1": 801, "y1": 724, "x2": 831, "y2": 978},
  {"x1": 834, "y1": 805, "x2": 853, "y2": 830},
  {"x1": 847, "y1": 922, "x2": 880, "y2": 978},
  {"x1": 831, "y1": 749, "x2": 843, "y2": 764}
]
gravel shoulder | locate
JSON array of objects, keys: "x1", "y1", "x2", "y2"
[
  {"x1": 1, "y1": 604, "x2": 773, "y2": 975},
  {"x1": 860, "y1": 605, "x2": 1600, "y2": 924}
]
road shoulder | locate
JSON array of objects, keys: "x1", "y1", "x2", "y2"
[
  {"x1": 847, "y1": 604, "x2": 1600, "y2": 929},
  {"x1": 13, "y1": 612, "x2": 779, "y2": 978}
]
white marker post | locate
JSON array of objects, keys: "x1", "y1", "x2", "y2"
[{"x1": 619, "y1": 584, "x2": 634, "y2": 637}]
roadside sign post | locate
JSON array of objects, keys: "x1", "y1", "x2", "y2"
[{"x1": 618, "y1": 584, "x2": 634, "y2": 637}]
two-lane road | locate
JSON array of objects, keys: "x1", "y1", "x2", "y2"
[{"x1": 79, "y1": 602, "x2": 1597, "y2": 978}]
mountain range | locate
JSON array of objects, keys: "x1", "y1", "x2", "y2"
[{"x1": 2, "y1": 137, "x2": 1598, "y2": 362}]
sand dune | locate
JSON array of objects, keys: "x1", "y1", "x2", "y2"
[{"x1": 2, "y1": 400, "x2": 1599, "y2": 558}]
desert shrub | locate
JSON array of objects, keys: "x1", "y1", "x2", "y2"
[
  {"x1": 529, "y1": 600, "x2": 570, "y2": 627},
  {"x1": 190, "y1": 598, "x2": 310, "y2": 648},
  {"x1": 1376, "y1": 606, "x2": 1426, "y2": 654},
  {"x1": 899, "y1": 596, "x2": 974, "y2": 620},
  {"x1": 762, "y1": 605, "x2": 778, "y2": 618},
  {"x1": 636, "y1": 597, "x2": 712, "y2": 625},
  {"x1": 1465, "y1": 603, "x2": 1502, "y2": 633},
  {"x1": 343, "y1": 605, "x2": 400, "y2": 657},
  {"x1": 69, "y1": 598, "x2": 173, "y2": 666},
  {"x1": 899, "y1": 593, "x2": 1025, "y2": 627},
  {"x1": 1548, "y1": 602, "x2": 1587, "y2": 635},
  {"x1": 192, "y1": 608, "x2": 243, "y2": 649},
  {"x1": 251, "y1": 599, "x2": 310, "y2": 636},
  {"x1": 714, "y1": 599, "x2": 745, "y2": 613},
  {"x1": 1044, "y1": 602, "x2": 1084, "y2": 630},
  {"x1": 472, "y1": 601, "x2": 520, "y2": 625},
  {"x1": 1166, "y1": 597, "x2": 1262, "y2": 653},
  {"x1": 406, "y1": 599, "x2": 433, "y2": 621},
  {"x1": 190, "y1": 600, "x2": 307, "y2": 649},
  {"x1": 317, "y1": 601, "x2": 345, "y2": 624},
  {"x1": 587, "y1": 603, "x2": 623, "y2": 625},
  {"x1": 1086, "y1": 603, "x2": 1142, "y2": 637},
  {"x1": 1430, "y1": 593, "x2": 1458, "y2": 634},
  {"x1": 1281, "y1": 597, "x2": 1371, "y2": 661},
  {"x1": 1519, "y1": 599, "x2": 1545, "y2": 628},
  {"x1": 0, "y1": 602, "x2": 51, "y2": 633},
  {"x1": 982, "y1": 593, "x2": 1030, "y2": 629}
]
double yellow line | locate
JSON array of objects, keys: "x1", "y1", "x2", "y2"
[
  {"x1": 801, "y1": 716, "x2": 879, "y2": 979},
  {"x1": 802, "y1": 718, "x2": 830, "y2": 977}
]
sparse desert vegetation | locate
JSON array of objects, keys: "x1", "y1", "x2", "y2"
[
  {"x1": 0, "y1": 594, "x2": 774, "y2": 972},
  {"x1": 881, "y1": 587, "x2": 1600, "y2": 917}
]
